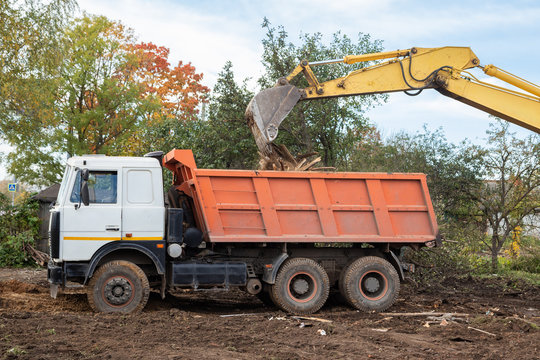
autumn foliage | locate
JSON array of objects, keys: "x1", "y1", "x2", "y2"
[{"x1": 126, "y1": 42, "x2": 209, "y2": 121}]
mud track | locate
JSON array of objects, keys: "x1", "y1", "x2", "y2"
[{"x1": 0, "y1": 268, "x2": 538, "y2": 359}]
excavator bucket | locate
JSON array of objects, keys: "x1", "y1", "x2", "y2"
[{"x1": 246, "y1": 85, "x2": 303, "y2": 148}]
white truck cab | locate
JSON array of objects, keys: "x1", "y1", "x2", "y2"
[
  {"x1": 48, "y1": 154, "x2": 169, "y2": 310},
  {"x1": 51, "y1": 155, "x2": 165, "y2": 261}
]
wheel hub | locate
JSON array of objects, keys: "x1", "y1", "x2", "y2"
[
  {"x1": 364, "y1": 276, "x2": 380, "y2": 292},
  {"x1": 104, "y1": 277, "x2": 133, "y2": 306},
  {"x1": 292, "y1": 278, "x2": 309, "y2": 295},
  {"x1": 287, "y1": 271, "x2": 318, "y2": 303}
]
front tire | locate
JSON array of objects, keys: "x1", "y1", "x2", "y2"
[
  {"x1": 87, "y1": 260, "x2": 150, "y2": 313},
  {"x1": 340, "y1": 256, "x2": 400, "y2": 312},
  {"x1": 271, "y1": 258, "x2": 329, "y2": 314}
]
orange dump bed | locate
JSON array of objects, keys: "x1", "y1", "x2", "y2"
[{"x1": 164, "y1": 150, "x2": 439, "y2": 245}]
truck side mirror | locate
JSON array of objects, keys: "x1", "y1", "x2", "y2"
[
  {"x1": 78, "y1": 169, "x2": 90, "y2": 207},
  {"x1": 81, "y1": 168, "x2": 89, "y2": 181},
  {"x1": 81, "y1": 180, "x2": 90, "y2": 206}
]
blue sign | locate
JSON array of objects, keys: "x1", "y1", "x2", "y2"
[{"x1": 8, "y1": 183, "x2": 16, "y2": 192}]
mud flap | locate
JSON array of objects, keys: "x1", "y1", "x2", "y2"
[
  {"x1": 388, "y1": 250, "x2": 405, "y2": 281},
  {"x1": 50, "y1": 284, "x2": 59, "y2": 299},
  {"x1": 160, "y1": 274, "x2": 166, "y2": 299}
]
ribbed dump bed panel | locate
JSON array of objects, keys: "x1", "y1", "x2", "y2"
[
  {"x1": 194, "y1": 171, "x2": 437, "y2": 244},
  {"x1": 163, "y1": 149, "x2": 438, "y2": 245}
]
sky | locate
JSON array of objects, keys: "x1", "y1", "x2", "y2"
[{"x1": 1, "y1": 0, "x2": 539, "y2": 180}]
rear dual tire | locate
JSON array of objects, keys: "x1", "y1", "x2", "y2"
[
  {"x1": 270, "y1": 258, "x2": 329, "y2": 314},
  {"x1": 340, "y1": 256, "x2": 400, "y2": 312}
]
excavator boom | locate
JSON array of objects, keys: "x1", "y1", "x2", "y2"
[{"x1": 246, "y1": 46, "x2": 540, "y2": 155}]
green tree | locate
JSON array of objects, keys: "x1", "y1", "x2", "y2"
[
  {"x1": 468, "y1": 121, "x2": 540, "y2": 271},
  {"x1": 57, "y1": 15, "x2": 156, "y2": 157},
  {"x1": 1, "y1": 13, "x2": 144, "y2": 185},
  {"x1": 0, "y1": 0, "x2": 74, "y2": 89},
  {"x1": 258, "y1": 19, "x2": 385, "y2": 168},
  {"x1": 193, "y1": 61, "x2": 257, "y2": 169},
  {"x1": 0, "y1": 0, "x2": 75, "y2": 185}
]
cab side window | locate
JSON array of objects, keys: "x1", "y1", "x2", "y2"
[{"x1": 70, "y1": 171, "x2": 118, "y2": 204}]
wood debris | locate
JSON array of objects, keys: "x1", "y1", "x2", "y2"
[
  {"x1": 24, "y1": 243, "x2": 49, "y2": 267},
  {"x1": 290, "y1": 315, "x2": 333, "y2": 324},
  {"x1": 370, "y1": 328, "x2": 390, "y2": 332},
  {"x1": 467, "y1": 326, "x2": 496, "y2": 337},
  {"x1": 220, "y1": 313, "x2": 261, "y2": 318},
  {"x1": 258, "y1": 143, "x2": 325, "y2": 171},
  {"x1": 380, "y1": 312, "x2": 470, "y2": 317}
]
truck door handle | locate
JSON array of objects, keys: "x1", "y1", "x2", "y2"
[{"x1": 105, "y1": 226, "x2": 120, "y2": 231}]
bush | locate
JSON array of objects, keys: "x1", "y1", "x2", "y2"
[
  {"x1": 0, "y1": 231, "x2": 36, "y2": 267},
  {"x1": 0, "y1": 192, "x2": 40, "y2": 267}
]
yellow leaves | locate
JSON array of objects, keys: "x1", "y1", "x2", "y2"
[{"x1": 506, "y1": 226, "x2": 522, "y2": 258}]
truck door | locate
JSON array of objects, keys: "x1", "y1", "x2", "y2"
[
  {"x1": 121, "y1": 168, "x2": 164, "y2": 242},
  {"x1": 62, "y1": 170, "x2": 122, "y2": 260}
]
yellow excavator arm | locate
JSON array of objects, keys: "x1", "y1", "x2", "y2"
[{"x1": 246, "y1": 46, "x2": 540, "y2": 155}]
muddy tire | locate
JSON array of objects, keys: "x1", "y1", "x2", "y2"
[
  {"x1": 340, "y1": 256, "x2": 400, "y2": 312},
  {"x1": 270, "y1": 258, "x2": 329, "y2": 314},
  {"x1": 87, "y1": 260, "x2": 150, "y2": 313}
]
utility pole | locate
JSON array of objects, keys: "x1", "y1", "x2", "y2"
[{"x1": 11, "y1": 176, "x2": 17, "y2": 206}]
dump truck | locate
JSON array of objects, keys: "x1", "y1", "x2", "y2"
[{"x1": 48, "y1": 149, "x2": 439, "y2": 314}]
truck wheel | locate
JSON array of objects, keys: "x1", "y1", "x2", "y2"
[
  {"x1": 271, "y1": 258, "x2": 329, "y2": 314},
  {"x1": 340, "y1": 256, "x2": 400, "y2": 312},
  {"x1": 87, "y1": 260, "x2": 150, "y2": 313}
]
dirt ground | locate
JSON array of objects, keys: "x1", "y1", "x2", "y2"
[{"x1": 0, "y1": 268, "x2": 538, "y2": 360}]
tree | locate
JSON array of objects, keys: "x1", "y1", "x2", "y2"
[
  {"x1": 129, "y1": 42, "x2": 209, "y2": 121},
  {"x1": 351, "y1": 126, "x2": 484, "y2": 220},
  {"x1": 1, "y1": 15, "x2": 156, "y2": 185},
  {"x1": 0, "y1": 12, "x2": 208, "y2": 186},
  {"x1": 121, "y1": 42, "x2": 210, "y2": 156},
  {"x1": 0, "y1": 192, "x2": 40, "y2": 267},
  {"x1": 191, "y1": 61, "x2": 257, "y2": 169},
  {"x1": 468, "y1": 121, "x2": 539, "y2": 271},
  {"x1": 0, "y1": 0, "x2": 75, "y2": 185},
  {"x1": 258, "y1": 19, "x2": 385, "y2": 168},
  {"x1": 0, "y1": 0, "x2": 74, "y2": 88}
]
